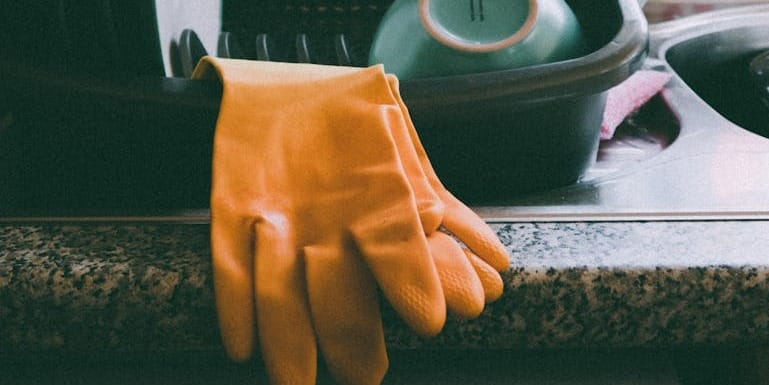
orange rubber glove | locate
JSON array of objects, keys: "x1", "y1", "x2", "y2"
[
  {"x1": 195, "y1": 58, "x2": 445, "y2": 385},
  {"x1": 195, "y1": 57, "x2": 510, "y2": 385}
]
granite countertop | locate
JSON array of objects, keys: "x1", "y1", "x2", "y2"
[{"x1": 2, "y1": 220, "x2": 768, "y2": 355}]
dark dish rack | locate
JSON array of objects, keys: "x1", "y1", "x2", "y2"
[
  {"x1": 0, "y1": 0, "x2": 647, "y2": 213},
  {"x1": 221, "y1": 1, "x2": 389, "y2": 67}
]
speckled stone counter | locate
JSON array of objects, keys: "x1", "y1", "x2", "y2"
[{"x1": 1, "y1": 221, "x2": 769, "y2": 355}]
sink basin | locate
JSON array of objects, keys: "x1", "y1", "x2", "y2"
[
  {"x1": 656, "y1": 15, "x2": 769, "y2": 138},
  {"x1": 475, "y1": 5, "x2": 769, "y2": 221}
]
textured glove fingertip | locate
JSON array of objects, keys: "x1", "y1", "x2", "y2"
[
  {"x1": 465, "y1": 249, "x2": 505, "y2": 303},
  {"x1": 482, "y1": 237, "x2": 512, "y2": 273},
  {"x1": 393, "y1": 283, "x2": 447, "y2": 337}
]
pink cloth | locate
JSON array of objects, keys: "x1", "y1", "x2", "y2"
[{"x1": 601, "y1": 70, "x2": 672, "y2": 140}]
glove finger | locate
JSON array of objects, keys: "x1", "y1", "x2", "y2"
[
  {"x1": 384, "y1": 74, "x2": 510, "y2": 272},
  {"x1": 351, "y1": 210, "x2": 446, "y2": 337},
  {"x1": 463, "y1": 248, "x2": 504, "y2": 303},
  {"x1": 441, "y1": 198, "x2": 511, "y2": 272},
  {"x1": 254, "y1": 219, "x2": 317, "y2": 385},
  {"x1": 428, "y1": 232, "x2": 485, "y2": 319},
  {"x1": 209, "y1": 208, "x2": 256, "y2": 362},
  {"x1": 304, "y1": 244, "x2": 388, "y2": 385}
]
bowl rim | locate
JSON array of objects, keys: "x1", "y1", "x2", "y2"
[
  {"x1": 400, "y1": 0, "x2": 649, "y2": 107},
  {"x1": 417, "y1": 0, "x2": 539, "y2": 53}
]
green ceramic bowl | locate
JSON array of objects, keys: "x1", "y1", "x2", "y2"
[{"x1": 369, "y1": 0, "x2": 588, "y2": 79}]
